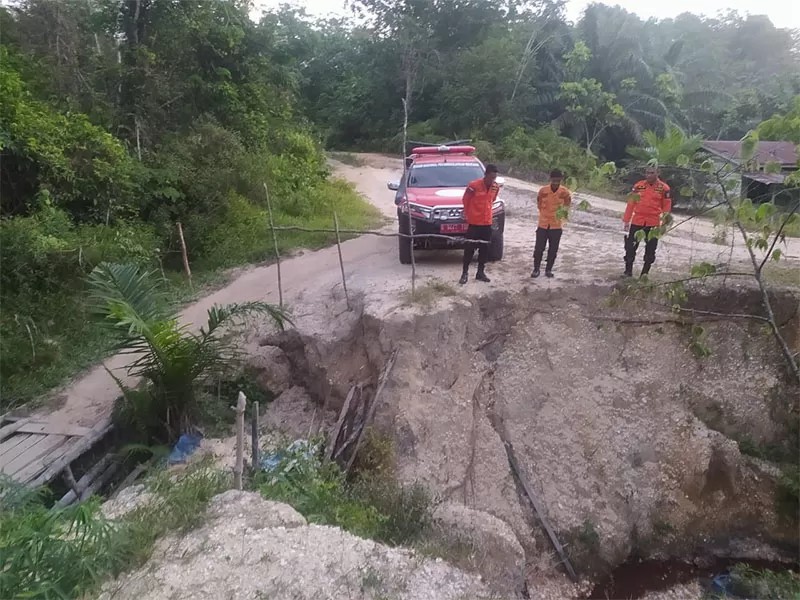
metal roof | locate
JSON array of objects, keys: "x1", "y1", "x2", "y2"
[
  {"x1": 742, "y1": 172, "x2": 787, "y2": 185},
  {"x1": 701, "y1": 141, "x2": 797, "y2": 167}
]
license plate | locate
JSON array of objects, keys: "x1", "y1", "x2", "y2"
[{"x1": 440, "y1": 223, "x2": 468, "y2": 234}]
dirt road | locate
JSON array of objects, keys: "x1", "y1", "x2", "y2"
[{"x1": 41, "y1": 154, "x2": 799, "y2": 428}]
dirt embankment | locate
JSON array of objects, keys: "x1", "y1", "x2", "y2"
[{"x1": 254, "y1": 280, "x2": 799, "y2": 597}]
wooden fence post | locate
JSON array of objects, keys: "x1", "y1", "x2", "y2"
[
  {"x1": 251, "y1": 401, "x2": 260, "y2": 475},
  {"x1": 234, "y1": 391, "x2": 247, "y2": 490},
  {"x1": 263, "y1": 182, "x2": 283, "y2": 308},
  {"x1": 333, "y1": 212, "x2": 351, "y2": 310},
  {"x1": 176, "y1": 221, "x2": 192, "y2": 288}
]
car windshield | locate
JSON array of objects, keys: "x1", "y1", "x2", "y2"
[{"x1": 407, "y1": 164, "x2": 484, "y2": 188}]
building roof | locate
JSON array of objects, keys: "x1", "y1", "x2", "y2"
[
  {"x1": 742, "y1": 172, "x2": 786, "y2": 185},
  {"x1": 701, "y1": 141, "x2": 797, "y2": 167}
]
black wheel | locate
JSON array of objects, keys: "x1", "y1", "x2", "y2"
[
  {"x1": 488, "y1": 215, "x2": 505, "y2": 262},
  {"x1": 398, "y1": 212, "x2": 412, "y2": 265}
]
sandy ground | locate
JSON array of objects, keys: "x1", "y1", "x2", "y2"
[{"x1": 37, "y1": 154, "x2": 800, "y2": 428}]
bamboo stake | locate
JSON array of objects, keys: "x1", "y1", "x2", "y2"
[
  {"x1": 176, "y1": 221, "x2": 192, "y2": 288},
  {"x1": 401, "y1": 97, "x2": 416, "y2": 297},
  {"x1": 333, "y1": 212, "x2": 351, "y2": 310},
  {"x1": 263, "y1": 182, "x2": 283, "y2": 308},
  {"x1": 251, "y1": 401, "x2": 260, "y2": 474},
  {"x1": 234, "y1": 391, "x2": 247, "y2": 490}
]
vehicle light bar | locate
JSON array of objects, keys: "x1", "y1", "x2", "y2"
[{"x1": 410, "y1": 145, "x2": 476, "y2": 155}]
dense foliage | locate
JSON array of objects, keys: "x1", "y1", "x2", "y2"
[
  {"x1": 294, "y1": 0, "x2": 799, "y2": 171},
  {"x1": 0, "y1": 0, "x2": 379, "y2": 405}
]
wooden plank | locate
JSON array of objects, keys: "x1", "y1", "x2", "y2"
[
  {"x1": 0, "y1": 434, "x2": 39, "y2": 466},
  {"x1": 4, "y1": 435, "x2": 69, "y2": 477},
  {"x1": 13, "y1": 422, "x2": 92, "y2": 437},
  {"x1": 0, "y1": 433, "x2": 34, "y2": 458},
  {"x1": 57, "y1": 454, "x2": 116, "y2": 507},
  {"x1": 27, "y1": 419, "x2": 113, "y2": 488},
  {"x1": 14, "y1": 436, "x2": 81, "y2": 484},
  {"x1": 345, "y1": 350, "x2": 398, "y2": 473},
  {"x1": 0, "y1": 418, "x2": 33, "y2": 442},
  {"x1": 503, "y1": 440, "x2": 578, "y2": 582}
]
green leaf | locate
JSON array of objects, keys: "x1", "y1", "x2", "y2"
[
  {"x1": 556, "y1": 205, "x2": 569, "y2": 221},
  {"x1": 756, "y1": 203, "x2": 774, "y2": 222},
  {"x1": 701, "y1": 159, "x2": 715, "y2": 173},
  {"x1": 772, "y1": 249, "x2": 782, "y2": 262},
  {"x1": 566, "y1": 177, "x2": 579, "y2": 191},
  {"x1": 740, "y1": 130, "x2": 759, "y2": 162},
  {"x1": 676, "y1": 154, "x2": 690, "y2": 167},
  {"x1": 634, "y1": 229, "x2": 646, "y2": 242},
  {"x1": 691, "y1": 262, "x2": 717, "y2": 277},
  {"x1": 679, "y1": 186, "x2": 695, "y2": 197},
  {"x1": 577, "y1": 199, "x2": 591, "y2": 211},
  {"x1": 628, "y1": 193, "x2": 641, "y2": 203},
  {"x1": 764, "y1": 161, "x2": 782, "y2": 174}
]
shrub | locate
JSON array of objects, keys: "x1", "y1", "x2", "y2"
[
  {"x1": 257, "y1": 439, "x2": 432, "y2": 546},
  {"x1": 88, "y1": 262, "x2": 289, "y2": 442},
  {"x1": 0, "y1": 465, "x2": 229, "y2": 600},
  {"x1": 0, "y1": 476, "x2": 128, "y2": 599},
  {"x1": 498, "y1": 126, "x2": 598, "y2": 182}
]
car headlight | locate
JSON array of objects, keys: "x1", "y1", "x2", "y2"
[{"x1": 433, "y1": 208, "x2": 463, "y2": 220}]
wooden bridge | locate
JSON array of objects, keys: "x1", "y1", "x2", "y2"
[{"x1": 0, "y1": 414, "x2": 113, "y2": 493}]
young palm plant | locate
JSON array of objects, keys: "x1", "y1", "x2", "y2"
[{"x1": 88, "y1": 262, "x2": 289, "y2": 442}]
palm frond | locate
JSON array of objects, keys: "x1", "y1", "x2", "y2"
[
  {"x1": 203, "y1": 302, "x2": 292, "y2": 336},
  {"x1": 88, "y1": 263, "x2": 171, "y2": 340}
]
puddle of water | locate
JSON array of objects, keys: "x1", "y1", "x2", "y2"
[{"x1": 588, "y1": 557, "x2": 797, "y2": 600}]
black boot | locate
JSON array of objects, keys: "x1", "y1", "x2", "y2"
[
  {"x1": 640, "y1": 263, "x2": 651, "y2": 277},
  {"x1": 476, "y1": 267, "x2": 490, "y2": 283},
  {"x1": 459, "y1": 270, "x2": 469, "y2": 285},
  {"x1": 623, "y1": 263, "x2": 633, "y2": 277},
  {"x1": 545, "y1": 269, "x2": 554, "y2": 278},
  {"x1": 531, "y1": 268, "x2": 540, "y2": 278}
]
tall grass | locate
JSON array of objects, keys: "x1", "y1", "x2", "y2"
[
  {"x1": 0, "y1": 466, "x2": 228, "y2": 599},
  {"x1": 256, "y1": 435, "x2": 432, "y2": 547}
]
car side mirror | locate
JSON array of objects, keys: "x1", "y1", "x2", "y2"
[
  {"x1": 495, "y1": 176, "x2": 506, "y2": 187},
  {"x1": 387, "y1": 181, "x2": 400, "y2": 191}
]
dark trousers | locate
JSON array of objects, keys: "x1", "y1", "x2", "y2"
[
  {"x1": 624, "y1": 224, "x2": 659, "y2": 271},
  {"x1": 533, "y1": 227, "x2": 563, "y2": 270},
  {"x1": 462, "y1": 224, "x2": 492, "y2": 271}
]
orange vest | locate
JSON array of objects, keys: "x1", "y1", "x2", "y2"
[
  {"x1": 537, "y1": 185, "x2": 572, "y2": 229},
  {"x1": 624, "y1": 179, "x2": 672, "y2": 227},
  {"x1": 462, "y1": 178, "x2": 499, "y2": 226}
]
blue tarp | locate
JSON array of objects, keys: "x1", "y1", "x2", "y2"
[
  {"x1": 259, "y1": 439, "x2": 317, "y2": 473},
  {"x1": 168, "y1": 433, "x2": 203, "y2": 464}
]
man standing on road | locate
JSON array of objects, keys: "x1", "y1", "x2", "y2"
[
  {"x1": 532, "y1": 169, "x2": 572, "y2": 278},
  {"x1": 623, "y1": 165, "x2": 672, "y2": 277},
  {"x1": 459, "y1": 164, "x2": 500, "y2": 285}
]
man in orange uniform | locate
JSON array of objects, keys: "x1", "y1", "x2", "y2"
[
  {"x1": 532, "y1": 169, "x2": 572, "y2": 278},
  {"x1": 623, "y1": 166, "x2": 672, "y2": 277},
  {"x1": 460, "y1": 163, "x2": 500, "y2": 285}
]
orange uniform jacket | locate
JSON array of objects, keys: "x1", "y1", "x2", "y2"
[
  {"x1": 537, "y1": 185, "x2": 572, "y2": 229},
  {"x1": 624, "y1": 179, "x2": 672, "y2": 227},
  {"x1": 462, "y1": 177, "x2": 499, "y2": 226}
]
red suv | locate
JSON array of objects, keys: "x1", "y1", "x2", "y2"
[{"x1": 388, "y1": 143, "x2": 506, "y2": 264}]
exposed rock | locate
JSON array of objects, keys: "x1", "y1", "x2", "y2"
[
  {"x1": 99, "y1": 491, "x2": 496, "y2": 600},
  {"x1": 247, "y1": 344, "x2": 293, "y2": 395},
  {"x1": 431, "y1": 501, "x2": 527, "y2": 598},
  {"x1": 102, "y1": 484, "x2": 156, "y2": 520},
  {"x1": 262, "y1": 385, "x2": 328, "y2": 439}
]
